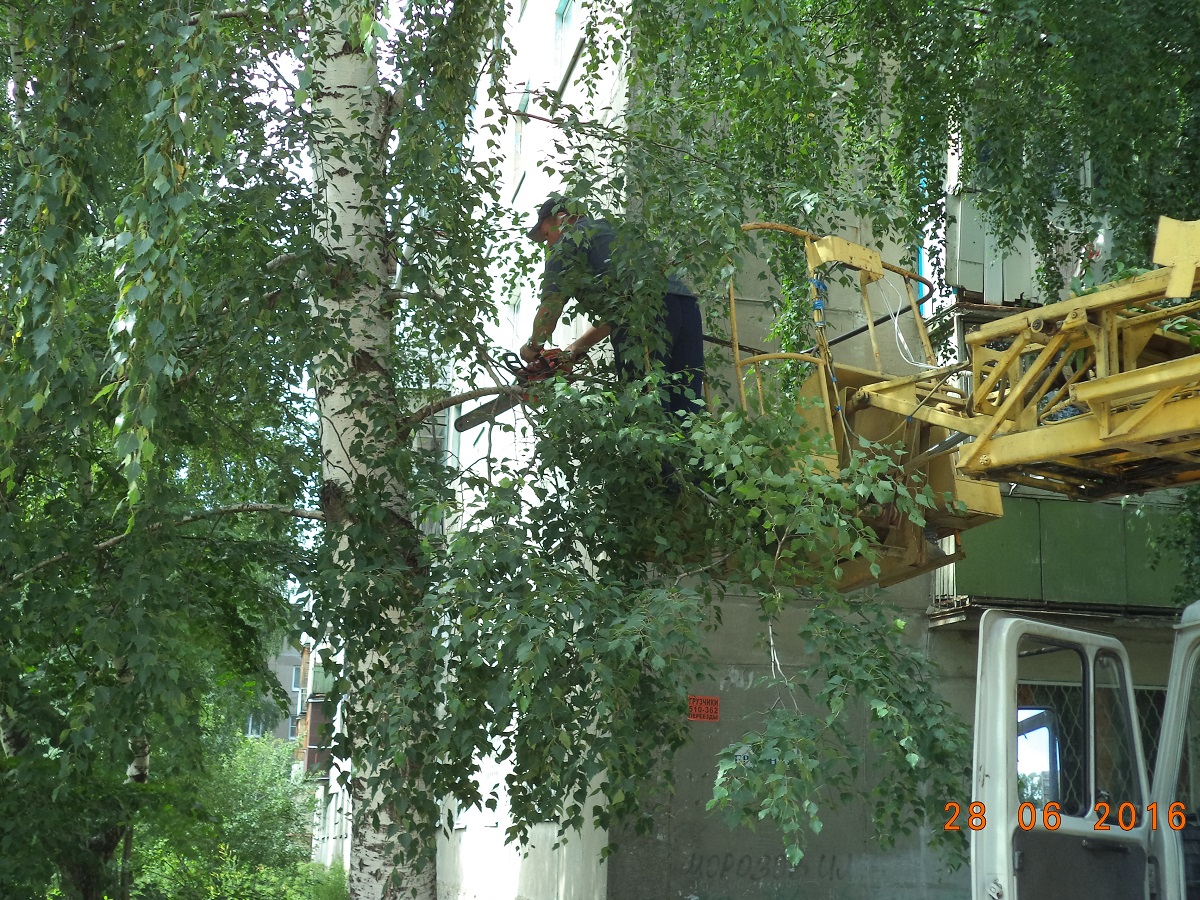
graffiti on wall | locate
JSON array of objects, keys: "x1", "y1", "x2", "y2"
[{"x1": 683, "y1": 851, "x2": 849, "y2": 883}]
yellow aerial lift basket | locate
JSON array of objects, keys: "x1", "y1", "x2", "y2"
[
  {"x1": 728, "y1": 223, "x2": 1003, "y2": 591},
  {"x1": 728, "y1": 216, "x2": 1200, "y2": 591}
]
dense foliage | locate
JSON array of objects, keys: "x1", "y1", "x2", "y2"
[
  {"x1": 0, "y1": 3, "x2": 323, "y2": 897},
  {"x1": 620, "y1": 0, "x2": 1200, "y2": 295},
  {"x1": 432, "y1": 383, "x2": 967, "y2": 859},
  {"x1": 3, "y1": 0, "x2": 1193, "y2": 896},
  {"x1": 134, "y1": 737, "x2": 344, "y2": 900}
]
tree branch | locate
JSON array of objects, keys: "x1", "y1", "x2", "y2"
[
  {"x1": 400, "y1": 385, "x2": 522, "y2": 434},
  {"x1": 504, "y1": 104, "x2": 732, "y2": 173},
  {"x1": 383, "y1": 288, "x2": 423, "y2": 303},
  {"x1": 266, "y1": 251, "x2": 304, "y2": 272},
  {"x1": 9, "y1": 504, "x2": 324, "y2": 586}
]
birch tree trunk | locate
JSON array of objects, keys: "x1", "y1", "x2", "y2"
[{"x1": 309, "y1": 4, "x2": 435, "y2": 899}]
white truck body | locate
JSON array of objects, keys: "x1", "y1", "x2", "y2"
[{"x1": 973, "y1": 605, "x2": 1200, "y2": 900}]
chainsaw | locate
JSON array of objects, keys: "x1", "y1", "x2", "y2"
[{"x1": 454, "y1": 348, "x2": 586, "y2": 432}]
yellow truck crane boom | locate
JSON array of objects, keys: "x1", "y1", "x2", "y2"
[{"x1": 729, "y1": 217, "x2": 1200, "y2": 590}]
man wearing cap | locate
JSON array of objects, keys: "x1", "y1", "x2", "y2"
[{"x1": 519, "y1": 196, "x2": 705, "y2": 418}]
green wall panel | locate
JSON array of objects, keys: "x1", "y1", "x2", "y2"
[
  {"x1": 1040, "y1": 500, "x2": 1126, "y2": 605},
  {"x1": 954, "y1": 496, "x2": 1185, "y2": 608},
  {"x1": 1125, "y1": 508, "x2": 1185, "y2": 607},
  {"x1": 958, "y1": 497, "x2": 1042, "y2": 599}
]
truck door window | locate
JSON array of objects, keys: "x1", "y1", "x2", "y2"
[
  {"x1": 1016, "y1": 636, "x2": 1088, "y2": 816},
  {"x1": 1017, "y1": 707, "x2": 1060, "y2": 804},
  {"x1": 1174, "y1": 658, "x2": 1200, "y2": 807},
  {"x1": 1094, "y1": 650, "x2": 1143, "y2": 811},
  {"x1": 1174, "y1": 655, "x2": 1200, "y2": 899}
]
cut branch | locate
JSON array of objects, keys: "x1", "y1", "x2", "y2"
[
  {"x1": 266, "y1": 251, "x2": 304, "y2": 272},
  {"x1": 400, "y1": 385, "x2": 523, "y2": 434},
  {"x1": 383, "y1": 288, "x2": 423, "y2": 303},
  {"x1": 10, "y1": 504, "x2": 324, "y2": 586},
  {"x1": 674, "y1": 552, "x2": 733, "y2": 586}
]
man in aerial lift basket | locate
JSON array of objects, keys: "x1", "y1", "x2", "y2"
[{"x1": 519, "y1": 195, "x2": 706, "y2": 419}]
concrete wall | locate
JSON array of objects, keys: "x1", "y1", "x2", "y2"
[
  {"x1": 600, "y1": 585, "x2": 1179, "y2": 900},
  {"x1": 246, "y1": 644, "x2": 303, "y2": 742},
  {"x1": 438, "y1": 764, "x2": 608, "y2": 900},
  {"x1": 594, "y1": 574, "x2": 971, "y2": 900}
]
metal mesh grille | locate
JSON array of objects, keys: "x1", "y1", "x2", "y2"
[
  {"x1": 1136, "y1": 686, "x2": 1167, "y2": 783},
  {"x1": 1014, "y1": 681, "x2": 1167, "y2": 814},
  {"x1": 1018, "y1": 682, "x2": 1088, "y2": 816}
]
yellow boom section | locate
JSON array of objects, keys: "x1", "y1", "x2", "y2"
[
  {"x1": 859, "y1": 216, "x2": 1200, "y2": 499},
  {"x1": 729, "y1": 217, "x2": 1200, "y2": 590}
]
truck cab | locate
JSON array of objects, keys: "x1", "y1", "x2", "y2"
[{"x1": 973, "y1": 605, "x2": 1200, "y2": 899}]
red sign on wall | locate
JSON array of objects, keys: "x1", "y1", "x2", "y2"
[{"x1": 687, "y1": 695, "x2": 720, "y2": 722}]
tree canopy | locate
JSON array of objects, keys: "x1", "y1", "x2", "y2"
[
  {"x1": 619, "y1": 0, "x2": 1199, "y2": 295},
  {"x1": 1, "y1": 0, "x2": 1195, "y2": 897}
]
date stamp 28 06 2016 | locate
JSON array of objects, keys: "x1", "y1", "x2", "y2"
[{"x1": 944, "y1": 800, "x2": 1189, "y2": 832}]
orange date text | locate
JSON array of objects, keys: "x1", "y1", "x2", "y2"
[{"x1": 943, "y1": 801, "x2": 1188, "y2": 831}]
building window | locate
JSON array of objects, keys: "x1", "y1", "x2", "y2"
[
  {"x1": 556, "y1": 38, "x2": 584, "y2": 100},
  {"x1": 513, "y1": 82, "x2": 531, "y2": 172},
  {"x1": 288, "y1": 716, "x2": 300, "y2": 741},
  {"x1": 246, "y1": 715, "x2": 264, "y2": 738},
  {"x1": 554, "y1": 0, "x2": 576, "y2": 71},
  {"x1": 292, "y1": 665, "x2": 302, "y2": 691}
]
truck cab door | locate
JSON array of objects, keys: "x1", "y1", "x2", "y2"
[
  {"x1": 973, "y1": 610, "x2": 1152, "y2": 900},
  {"x1": 1147, "y1": 604, "x2": 1200, "y2": 900}
]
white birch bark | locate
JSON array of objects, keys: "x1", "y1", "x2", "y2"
[
  {"x1": 0, "y1": 703, "x2": 26, "y2": 758},
  {"x1": 309, "y1": 4, "x2": 435, "y2": 899},
  {"x1": 125, "y1": 735, "x2": 150, "y2": 784}
]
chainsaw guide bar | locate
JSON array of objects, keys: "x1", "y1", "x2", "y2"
[{"x1": 454, "y1": 349, "x2": 584, "y2": 432}]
